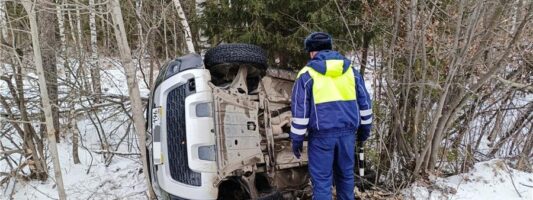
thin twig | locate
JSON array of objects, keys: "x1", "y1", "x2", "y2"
[
  {"x1": 90, "y1": 149, "x2": 140, "y2": 156},
  {"x1": 504, "y1": 164, "x2": 522, "y2": 198},
  {"x1": 22, "y1": 182, "x2": 59, "y2": 200},
  {"x1": 0, "y1": 149, "x2": 23, "y2": 155},
  {"x1": 519, "y1": 183, "x2": 533, "y2": 188}
]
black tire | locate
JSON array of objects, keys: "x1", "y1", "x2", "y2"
[
  {"x1": 204, "y1": 43, "x2": 268, "y2": 70},
  {"x1": 217, "y1": 177, "x2": 251, "y2": 200}
]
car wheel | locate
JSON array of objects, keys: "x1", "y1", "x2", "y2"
[
  {"x1": 204, "y1": 43, "x2": 268, "y2": 70},
  {"x1": 204, "y1": 43, "x2": 267, "y2": 91}
]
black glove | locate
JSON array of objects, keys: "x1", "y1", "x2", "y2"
[
  {"x1": 290, "y1": 133, "x2": 304, "y2": 159},
  {"x1": 357, "y1": 128, "x2": 370, "y2": 142},
  {"x1": 291, "y1": 140, "x2": 303, "y2": 159}
]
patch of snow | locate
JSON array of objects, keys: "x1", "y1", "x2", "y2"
[
  {"x1": 4, "y1": 111, "x2": 148, "y2": 200},
  {"x1": 8, "y1": 142, "x2": 147, "y2": 200},
  {"x1": 403, "y1": 159, "x2": 533, "y2": 200},
  {"x1": 99, "y1": 59, "x2": 151, "y2": 98}
]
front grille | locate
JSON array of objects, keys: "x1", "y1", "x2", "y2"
[{"x1": 166, "y1": 83, "x2": 201, "y2": 186}]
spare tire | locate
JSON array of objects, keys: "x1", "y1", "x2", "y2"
[{"x1": 204, "y1": 43, "x2": 268, "y2": 70}]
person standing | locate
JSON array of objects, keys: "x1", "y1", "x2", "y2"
[{"x1": 290, "y1": 32, "x2": 373, "y2": 200}]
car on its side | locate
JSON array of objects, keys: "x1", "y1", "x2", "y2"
[{"x1": 145, "y1": 44, "x2": 310, "y2": 200}]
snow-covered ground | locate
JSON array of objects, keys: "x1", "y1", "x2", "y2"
[
  {"x1": 7, "y1": 143, "x2": 147, "y2": 200},
  {"x1": 2, "y1": 105, "x2": 148, "y2": 199},
  {"x1": 404, "y1": 160, "x2": 533, "y2": 200},
  {"x1": 1, "y1": 58, "x2": 151, "y2": 199},
  {"x1": 98, "y1": 58, "x2": 151, "y2": 98}
]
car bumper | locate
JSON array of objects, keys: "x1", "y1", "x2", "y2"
[{"x1": 152, "y1": 69, "x2": 217, "y2": 199}]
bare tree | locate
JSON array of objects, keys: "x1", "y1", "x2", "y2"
[
  {"x1": 89, "y1": 0, "x2": 102, "y2": 102},
  {"x1": 37, "y1": 0, "x2": 61, "y2": 142},
  {"x1": 173, "y1": 0, "x2": 196, "y2": 53},
  {"x1": 108, "y1": 0, "x2": 156, "y2": 198},
  {"x1": 75, "y1": 3, "x2": 84, "y2": 53},
  {"x1": 21, "y1": 1, "x2": 66, "y2": 199},
  {"x1": 55, "y1": 0, "x2": 81, "y2": 164},
  {"x1": 0, "y1": 6, "x2": 48, "y2": 179},
  {"x1": 55, "y1": 0, "x2": 67, "y2": 78},
  {"x1": 0, "y1": 0, "x2": 7, "y2": 40},
  {"x1": 74, "y1": 2, "x2": 92, "y2": 93},
  {"x1": 0, "y1": 0, "x2": 7, "y2": 74},
  {"x1": 195, "y1": 0, "x2": 208, "y2": 52}
]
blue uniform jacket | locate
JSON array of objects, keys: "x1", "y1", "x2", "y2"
[{"x1": 290, "y1": 50, "x2": 372, "y2": 141}]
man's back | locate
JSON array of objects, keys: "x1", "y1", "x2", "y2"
[{"x1": 293, "y1": 50, "x2": 363, "y2": 134}]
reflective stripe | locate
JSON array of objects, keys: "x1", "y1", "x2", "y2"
[
  {"x1": 314, "y1": 102, "x2": 319, "y2": 130},
  {"x1": 360, "y1": 109, "x2": 372, "y2": 116},
  {"x1": 291, "y1": 126, "x2": 307, "y2": 135},
  {"x1": 294, "y1": 80, "x2": 299, "y2": 110},
  {"x1": 303, "y1": 79, "x2": 310, "y2": 117},
  {"x1": 292, "y1": 118, "x2": 309, "y2": 125},
  {"x1": 361, "y1": 118, "x2": 372, "y2": 125}
]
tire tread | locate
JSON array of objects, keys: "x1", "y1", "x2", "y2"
[{"x1": 204, "y1": 43, "x2": 268, "y2": 70}]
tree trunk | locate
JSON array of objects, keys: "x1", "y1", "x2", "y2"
[
  {"x1": 89, "y1": 0, "x2": 102, "y2": 102},
  {"x1": 102, "y1": 0, "x2": 110, "y2": 50},
  {"x1": 173, "y1": 0, "x2": 196, "y2": 53},
  {"x1": 511, "y1": 0, "x2": 523, "y2": 33},
  {"x1": 56, "y1": 0, "x2": 80, "y2": 163},
  {"x1": 75, "y1": 4, "x2": 91, "y2": 93},
  {"x1": 75, "y1": 5, "x2": 84, "y2": 52},
  {"x1": 22, "y1": 1, "x2": 66, "y2": 199},
  {"x1": 67, "y1": 8, "x2": 77, "y2": 49},
  {"x1": 108, "y1": 0, "x2": 156, "y2": 198},
  {"x1": 0, "y1": 0, "x2": 7, "y2": 40},
  {"x1": 360, "y1": 31, "x2": 372, "y2": 75},
  {"x1": 55, "y1": 0, "x2": 67, "y2": 78},
  {"x1": 147, "y1": 24, "x2": 160, "y2": 89},
  {"x1": 195, "y1": 0, "x2": 208, "y2": 53},
  {"x1": 1, "y1": 0, "x2": 7, "y2": 82},
  {"x1": 516, "y1": 124, "x2": 532, "y2": 171},
  {"x1": 69, "y1": 109, "x2": 81, "y2": 164},
  {"x1": 163, "y1": 13, "x2": 169, "y2": 60},
  {"x1": 136, "y1": 0, "x2": 143, "y2": 49},
  {"x1": 173, "y1": 22, "x2": 178, "y2": 55},
  {"x1": 37, "y1": 0, "x2": 60, "y2": 142}
]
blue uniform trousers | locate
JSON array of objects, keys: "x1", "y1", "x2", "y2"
[{"x1": 308, "y1": 131, "x2": 355, "y2": 200}]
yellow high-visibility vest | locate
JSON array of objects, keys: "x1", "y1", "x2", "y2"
[{"x1": 297, "y1": 60, "x2": 356, "y2": 104}]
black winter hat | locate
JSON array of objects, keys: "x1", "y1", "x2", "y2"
[{"x1": 304, "y1": 32, "x2": 333, "y2": 52}]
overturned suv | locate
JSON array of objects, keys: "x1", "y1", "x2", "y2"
[{"x1": 146, "y1": 44, "x2": 310, "y2": 199}]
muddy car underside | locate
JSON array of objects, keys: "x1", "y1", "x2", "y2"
[{"x1": 212, "y1": 65, "x2": 310, "y2": 199}]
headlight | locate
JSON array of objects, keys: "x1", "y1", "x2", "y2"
[
  {"x1": 195, "y1": 103, "x2": 212, "y2": 117},
  {"x1": 198, "y1": 145, "x2": 216, "y2": 161}
]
